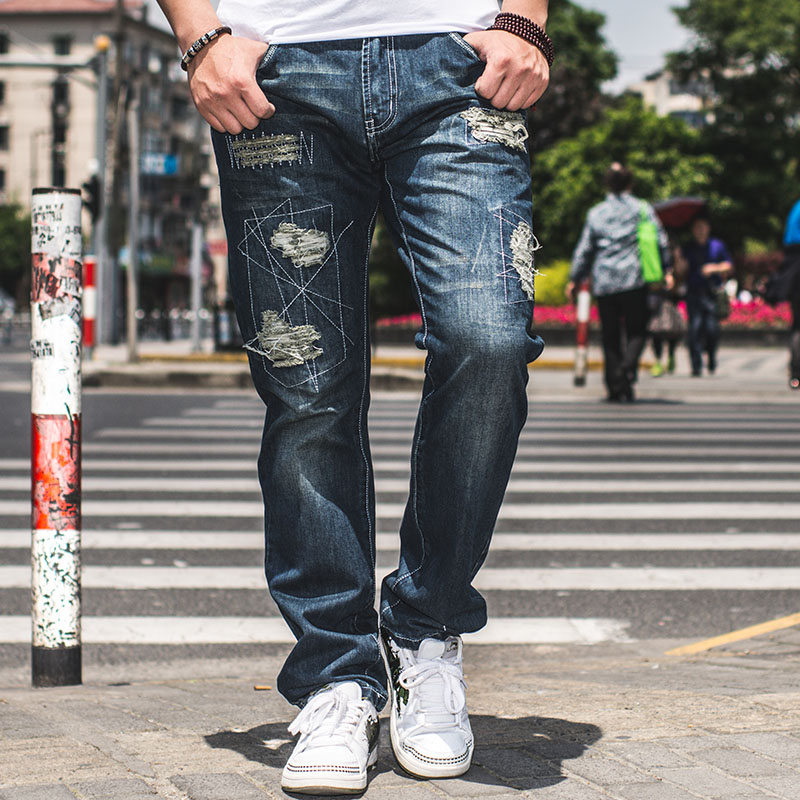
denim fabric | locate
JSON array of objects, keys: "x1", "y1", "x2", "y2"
[
  {"x1": 687, "y1": 294, "x2": 720, "y2": 374},
  {"x1": 211, "y1": 33, "x2": 544, "y2": 711}
]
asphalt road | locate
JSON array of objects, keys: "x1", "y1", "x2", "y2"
[{"x1": 2, "y1": 340, "x2": 800, "y2": 676}]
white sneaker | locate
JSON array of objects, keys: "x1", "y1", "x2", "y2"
[
  {"x1": 382, "y1": 631, "x2": 474, "y2": 778},
  {"x1": 281, "y1": 681, "x2": 379, "y2": 795}
]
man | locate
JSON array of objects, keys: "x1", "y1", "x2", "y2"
[
  {"x1": 568, "y1": 164, "x2": 669, "y2": 402},
  {"x1": 781, "y1": 198, "x2": 800, "y2": 390},
  {"x1": 678, "y1": 215, "x2": 732, "y2": 377},
  {"x1": 157, "y1": 0, "x2": 550, "y2": 794}
]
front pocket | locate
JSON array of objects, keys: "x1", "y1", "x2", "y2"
[{"x1": 447, "y1": 32, "x2": 483, "y2": 63}]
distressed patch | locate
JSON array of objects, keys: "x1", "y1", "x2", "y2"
[
  {"x1": 245, "y1": 310, "x2": 323, "y2": 368},
  {"x1": 229, "y1": 132, "x2": 312, "y2": 169},
  {"x1": 460, "y1": 108, "x2": 529, "y2": 152},
  {"x1": 510, "y1": 222, "x2": 540, "y2": 300},
  {"x1": 270, "y1": 221, "x2": 330, "y2": 268}
]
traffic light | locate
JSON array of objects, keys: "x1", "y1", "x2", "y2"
[{"x1": 82, "y1": 174, "x2": 101, "y2": 221}]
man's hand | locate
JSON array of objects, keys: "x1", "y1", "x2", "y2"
[
  {"x1": 187, "y1": 35, "x2": 274, "y2": 134},
  {"x1": 462, "y1": 30, "x2": 549, "y2": 111}
]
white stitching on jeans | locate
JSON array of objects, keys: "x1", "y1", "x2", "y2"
[{"x1": 382, "y1": 168, "x2": 430, "y2": 609}]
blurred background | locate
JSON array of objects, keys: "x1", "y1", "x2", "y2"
[{"x1": 0, "y1": 0, "x2": 796, "y2": 350}]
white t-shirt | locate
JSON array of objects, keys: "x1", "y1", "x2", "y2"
[{"x1": 216, "y1": 0, "x2": 500, "y2": 44}]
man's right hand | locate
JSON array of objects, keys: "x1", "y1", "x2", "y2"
[{"x1": 186, "y1": 35, "x2": 274, "y2": 134}]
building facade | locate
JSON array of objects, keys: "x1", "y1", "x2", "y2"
[{"x1": 0, "y1": 0, "x2": 226, "y2": 336}]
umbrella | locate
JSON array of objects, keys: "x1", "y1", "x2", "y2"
[{"x1": 653, "y1": 197, "x2": 708, "y2": 231}]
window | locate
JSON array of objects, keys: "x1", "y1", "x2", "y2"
[
  {"x1": 0, "y1": 33, "x2": 9, "y2": 55},
  {"x1": 0, "y1": 126, "x2": 9, "y2": 150},
  {"x1": 53, "y1": 36, "x2": 72, "y2": 56},
  {"x1": 0, "y1": 82, "x2": 6, "y2": 105},
  {"x1": 0, "y1": 169, "x2": 6, "y2": 194}
]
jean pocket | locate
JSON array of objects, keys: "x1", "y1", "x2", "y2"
[
  {"x1": 256, "y1": 43, "x2": 279, "y2": 75},
  {"x1": 447, "y1": 31, "x2": 483, "y2": 63}
]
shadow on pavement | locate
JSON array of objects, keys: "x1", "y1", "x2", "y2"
[{"x1": 205, "y1": 713, "x2": 602, "y2": 792}]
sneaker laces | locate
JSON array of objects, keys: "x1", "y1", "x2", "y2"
[
  {"x1": 289, "y1": 686, "x2": 370, "y2": 746},
  {"x1": 399, "y1": 658, "x2": 466, "y2": 729}
]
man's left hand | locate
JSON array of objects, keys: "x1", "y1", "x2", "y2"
[{"x1": 463, "y1": 30, "x2": 550, "y2": 111}]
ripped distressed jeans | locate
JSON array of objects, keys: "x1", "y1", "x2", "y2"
[{"x1": 211, "y1": 33, "x2": 544, "y2": 711}]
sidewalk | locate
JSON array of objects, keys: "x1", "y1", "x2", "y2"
[
  {"x1": 2, "y1": 628, "x2": 800, "y2": 799},
  {"x1": 79, "y1": 338, "x2": 796, "y2": 402}
]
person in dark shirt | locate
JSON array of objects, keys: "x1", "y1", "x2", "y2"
[
  {"x1": 783, "y1": 198, "x2": 800, "y2": 389},
  {"x1": 677, "y1": 215, "x2": 732, "y2": 376}
]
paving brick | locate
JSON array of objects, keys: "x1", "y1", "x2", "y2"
[
  {"x1": 657, "y1": 767, "x2": 758, "y2": 797},
  {"x1": 429, "y1": 764, "x2": 516, "y2": 796},
  {"x1": 726, "y1": 732, "x2": 800, "y2": 763},
  {"x1": 70, "y1": 779, "x2": 156, "y2": 799},
  {"x1": 690, "y1": 747, "x2": 795, "y2": 778},
  {"x1": 473, "y1": 747, "x2": 561, "y2": 780},
  {"x1": 514, "y1": 779, "x2": 613, "y2": 800},
  {"x1": 170, "y1": 773, "x2": 270, "y2": 800},
  {"x1": 746, "y1": 774, "x2": 800, "y2": 798},
  {"x1": 0, "y1": 710, "x2": 55, "y2": 740},
  {"x1": 55, "y1": 701, "x2": 163, "y2": 734},
  {"x1": 612, "y1": 782, "x2": 702, "y2": 800},
  {"x1": 0, "y1": 785, "x2": 77, "y2": 800},
  {"x1": 564, "y1": 754, "x2": 646, "y2": 786},
  {"x1": 602, "y1": 742, "x2": 694, "y2": 769}
]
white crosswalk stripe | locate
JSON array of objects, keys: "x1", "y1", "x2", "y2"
[{"x1": 2, "y1": 396, "x2": 799, "y2": 649}]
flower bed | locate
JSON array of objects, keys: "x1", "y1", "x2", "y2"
[{"x1": 375, "y1": 300, "x2": 792, "y2": 331}]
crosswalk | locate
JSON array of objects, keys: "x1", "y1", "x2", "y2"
[{"x1": 2, "y1": 395, "x2": 800, "y2": 652}]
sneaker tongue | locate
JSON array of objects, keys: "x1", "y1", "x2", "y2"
[
  {"x1": 335, "y1": 681, "x2": 363, "y2": 701},
  {"x1": 417, "y1": 638, "x2": 446, "y2": 660}
]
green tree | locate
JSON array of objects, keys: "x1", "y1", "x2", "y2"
[
  {"x1": 668, "y1": 0, "x2": 800, "y2": 249},
  {"x1": 533, "y1": 0, "x2": 618, "y2": 150},
  {"x1": 532, "y1": 96, "x2": 724, "y2": 263},
  {"x1": 0, "y1": 204, "x2": 32, "y2": 305}
]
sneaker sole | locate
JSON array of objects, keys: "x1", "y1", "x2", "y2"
[{"x1": 281, "y1": 746, "x2": 377, "y2": 795}]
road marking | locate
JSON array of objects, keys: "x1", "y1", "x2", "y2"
[
  {"x1": 666, "y1": 612, "x2": 800, "y2": 656},
  {"x1": 2, "y1": 500, "x2": 799, "y2": 519},
  {"x1": 2, "y1": 565, "x2": 800, "y2": 590},
  {"x1": 0, "y1": 616, "x2": 631, "y2": 645},
  {"x1": 2, "y1": 459, "x2": 798, "y2": 474},
  {"x1": 3, "y1": 476, "x2": 798, "y2": 493},
  {"x1": 166, "y1": 415, "x2": 800, "y2": 432},
  {"x1": 3, "y1": 531, "x2": 800, "y2": 552},
  {"x1": 78, "y1": 442, "x2": 800, "y2": 458},
  {"x1": 96, "y1": 426, "x2": 800, "y2": 443}
]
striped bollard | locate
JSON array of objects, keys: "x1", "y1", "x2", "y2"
[
  {"x1": 573, "y1": 280, "x2": 591, "y2": 387},
  {"x1": 30, "y1": 187, "x2": 83, "y2": 687},
  {"x1": 82, "y1": 254, "x2": 96, "y2": 358}
]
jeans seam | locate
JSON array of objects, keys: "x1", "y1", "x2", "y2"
[
  {"x1": 380, "y1": 170, "x2": 430, "y2": 618},
  {"x1": 373, "y1": 37, "x2": 398, "y2": 134}
]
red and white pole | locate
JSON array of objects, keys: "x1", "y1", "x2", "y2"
[
  {"x1": 30, "y1": 187, "x2": 83, "y2": 687},
  {"x1": 573, "y1": 280, "x2": 591, "y2": 387},
  {"x1": 82, "y1": 254, "x2": 96, "y2": 358}
]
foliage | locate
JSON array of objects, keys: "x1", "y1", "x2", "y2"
[
  {"x1": 532, "y1": 96, "x2": 724, "y2": 262},
  {"x1": 0, "y1": 204, "x2": 32, "y2": 305},
  {"x1": 531, "y1": 0, "x2": 618, "y2": 150},
  {"x1": 668, "y1": 0, "x2": 800, "y2": 250},
  {"x1": 534, "y1": 259, "x2": 571, "y2": 306}
]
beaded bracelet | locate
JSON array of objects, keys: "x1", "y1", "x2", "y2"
[
  {"x1": 487, "y1": 12, "x2": 554, "y2": 68},
  {"x1": 180, "y1": 26, "x2": 232, "y2": 71}
]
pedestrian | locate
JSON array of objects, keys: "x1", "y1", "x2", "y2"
[
  {"x1": 648, "y1": 249, "x2": 686, "y2": 377},
  {"x1": 157, "y1": 0, "x2": 550, "y2": 794},
  {"x1": 772, "y1": 197, "x2": 800, "y2": 390},
  {"x1": 568, "y1": 163, "x2": 670, "y2": 402},
  {"x1": 675, "y1": 214, "x2": 732, "y2": 377}
]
